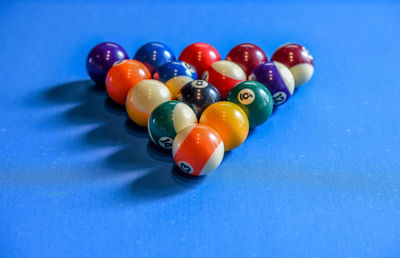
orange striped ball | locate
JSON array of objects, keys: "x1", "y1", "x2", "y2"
[{"x1": 172, "y1": 124, "x2": 224, "y2": 176}]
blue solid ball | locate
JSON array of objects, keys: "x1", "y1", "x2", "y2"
[
  {"x1": 133, "y1": 42, "x2": 176, "y2": 74},
  {"x1": 153, "y1": 60, "x2": 197, "y2": 83}
]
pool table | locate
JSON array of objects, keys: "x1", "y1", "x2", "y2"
[{"x1": 0, "y1": 0, "x2": 399, "y2": 257}]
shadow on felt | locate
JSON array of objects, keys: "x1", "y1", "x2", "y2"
[
  {"x1": 120, "y1": 165, "x2": 206, "y2": 201},
  {"x1": 45, "y1": 79, "x2": 202, "y2": 200}
]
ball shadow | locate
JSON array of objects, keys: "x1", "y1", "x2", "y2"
[
  {"x1": 123, "y1": 165, "x2": 205, "y2": 201},
  {"x1": 105, "y1": 142, "x2": 154, "y2": 172},
  {"x1": 85, "y1": 123, "x2": 141, "y2": 147},
  {"x1": 124, "y1": 119, "x2": 148, "y2": 138},
  {"x1": 46, "y1": 80, "x2": 134, "y2": 148},
  {"x1": 272, "y1": 104, "x2": 279, "y2": 114},
  {"x1": 104, "y1": 97, "x2": 126, "y2": 116},
  {"x1": 147, "y1": 140, "x2": 172, "y2": 163},
  {"x1": 247, "y1": 127, "x2": 257, "y2": 138},
  {"x1": 45, "y1": 80, "x2": 105, "y2": 104},
  {"x1": 126, "y1": 166, "x2": 186, "y2": 200},
  {"x1": 223, "y1": 150, "x2": 233, "y2": 160},
  {"x1": 171, "y1": 165, "x2": 206, "y2": 187},
  {"x1": 65, "y1": 100, "x2": 115, "y2": 124},
  {"x1": 45, "y1": 79, "x2": 202, "y2": 200}
]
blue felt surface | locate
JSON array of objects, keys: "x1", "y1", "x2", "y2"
[{"x1": 1, "y1": 0, "x2": 400, "y2": 257}]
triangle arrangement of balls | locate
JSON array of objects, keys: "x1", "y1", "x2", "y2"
[{"x1": 86, "y1": 42, "x2": 314, "y2": 176}]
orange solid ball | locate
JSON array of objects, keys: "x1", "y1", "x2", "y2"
[
  {"x1": 105, "y1": 60, "x2": 151, "y2": 105},
  {"x1": 200, "y1": 101, "x2": 249, "y2": 151}
]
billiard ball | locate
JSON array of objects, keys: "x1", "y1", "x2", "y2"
[
  {"x1": 226, "y1": 43, "x2": 268, "y2": 76},
  {"x1": 227, "y1": 81, "x2": 273, "y2": 128},
  {"x1": 126, "y1": 79, "x2": 172, "y2": 127},
  {"x1": 202, "y1": 60, "x2": 246, "y2": 99},
  {"x1": 173, "y1": 124, "x2": 224, "y2": 176},
  {"x1": 86, "y1": 42, "x2": 129, "y2": 86},
  {"x1": 176, "y1": 80, "x2": 222, "y2": 118},
  {"x1": 148, "y1": 100, "x2": 197, "y2": 150},
  {"x1": 271, "y1": 43, "x2": 314, "y2": 87},
  {"x1": 105, "y1": 60, "x2": 151, "y2": 105},
  {"x1": 133, "y1": 42, "x2": 176, "y2": 74},
  {"x1": 249, "y1": 61, "x2": 294, "y2": 106},
  {"x1": 153, "y1": 60, "x2": 197, "y2": 98},
  {"x1": 179, "y1": 42, "x2": 221, "y2": 77},
  {"x1": 200, "y1": 101, "x2": 249, "y2": 151}
]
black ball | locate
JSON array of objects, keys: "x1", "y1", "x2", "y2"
[{"x1": 176, "y1": 80, "x2": 222, "y2": 118}]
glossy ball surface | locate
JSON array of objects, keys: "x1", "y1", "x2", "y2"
[
  {"x1": 153, "y1": 60, "x2": 197, "y2": 98},
  {"x1": 126, "y1": 79, "x2": 172, "y2": 127},
  {"x1": 226, "y1": 43, "x2": 268, "y2": 76},
  {"x1": 271, "y1": 43, "x2": 314, "y2": 87},
  {"x1": 173, "y1": 124, "x2": 224, "y2": 176},
  {"x1": 176, "y1": 80, "x2": 222, "y2": 118},
  {"x1": 105, "y1": 60, "x2": 151, "y2": 105},
  {"x1": 202, "y1": 60, "x2": 246, "y2": 99},
  {"x1": 133, "y1": 42, "x2": 176, "y2": 74},
  {"x1": 249, "y1": 61, "x2": 294, "y2": 106},
  {"x1": 148, "y1": 101, "x2": 197, "y2": 150},
  {"x1": 227, "y1": 81, "x2": 273, "y2": 128},
  {"x1": 179, "y1": 43, "x2": 221, "y2": 77},
  {"x1": 200, "y1": 101, "x2": 249, "y2": 151},
  {"x1": 86, "y1": 42, "x2": 129, "y2": 86}
]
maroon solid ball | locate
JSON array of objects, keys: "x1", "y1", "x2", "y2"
[
  {"x1": 226, "y1": 43, "x2": 268, "y2": 76},
  {"x1": 271, "y1": 43, "x2": 314, "y2": 87}
]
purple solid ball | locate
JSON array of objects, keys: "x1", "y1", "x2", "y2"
[
  {"x1": 86, "y1": 42, "x2": 129, "y2": 86},
  {"x1": 249, "y1": 61, "x2": 295, "y2": 106}
]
